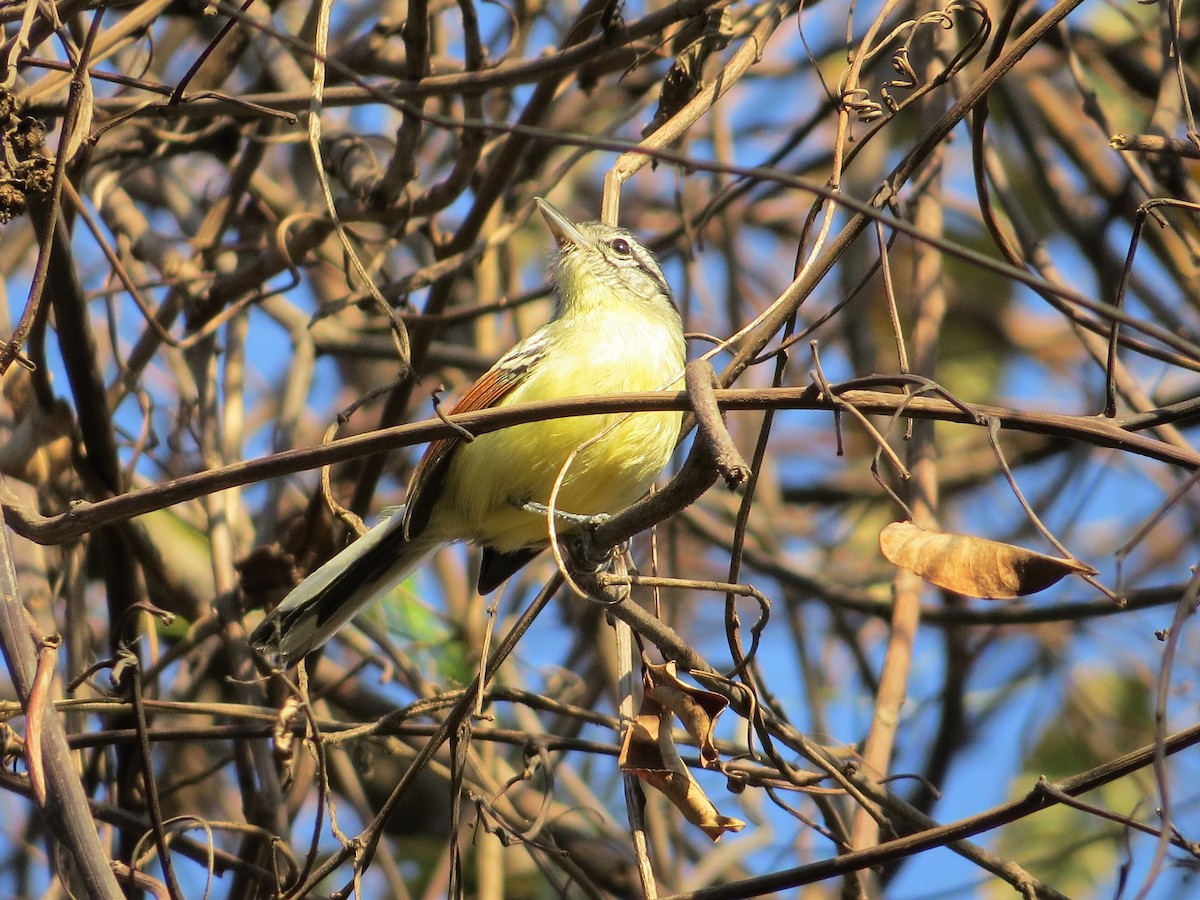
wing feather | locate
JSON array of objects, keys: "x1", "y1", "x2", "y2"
[{"x1": 402, "y1": 330, "x2": 548, "y2": 539}]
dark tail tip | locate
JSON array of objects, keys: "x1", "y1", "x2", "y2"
[{"x1": 248, "y1": 616, "x2": 286, "y2": 667}]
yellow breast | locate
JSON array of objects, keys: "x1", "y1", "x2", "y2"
[{"x1": 431, "y1": 303, "x2": 685, "y2": 552}]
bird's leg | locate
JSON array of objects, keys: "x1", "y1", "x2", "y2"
[
  {"x1": 519, "y1": 501, "x2": 611, "y2": 529},
  {"x1": 519, "y1": 501, "x2": 618, "y2": 579}
]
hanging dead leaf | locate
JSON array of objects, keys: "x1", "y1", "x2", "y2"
[
  {"x1": 272, "y1": 695, "x2": 305, "y2": 790},
  {"x1": 60, "y1": 66, "x2": 94, "y2": 164},
  {"x1": 25, "y1": 635, "x2": 60, "y2": 808},
  {"x1": 0, "y1": 399, "x2": 73, "y2": 485},
  {"x1": 643, "y1": 9, "x2": 733, "y2": 139},
  {"x1": 642, "y1": 660, "x2": 727, "y2": 768},
  {"x1": 880, "y1": 521, "x2": 1096, "y2": 599},
  {"x1": 619, "y1": 694, "x2": 745, "y2": 841},
  {"x1": 0, "y1": 368, "x2": 73, "y2": 485}
]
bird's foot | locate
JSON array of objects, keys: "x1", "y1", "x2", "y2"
[{"x1": 520, "y1": 502, "x2": 627, "y2": 601}]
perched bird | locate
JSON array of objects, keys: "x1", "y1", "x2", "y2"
[{"x1": 250, "y1": 199, "x2": 687, "y2": 667}]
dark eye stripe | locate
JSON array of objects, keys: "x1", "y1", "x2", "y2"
[{"x1": 630, "y1": 244, "x2": 672, "y2": 300}]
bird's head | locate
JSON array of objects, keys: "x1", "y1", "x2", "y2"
[{"x1": 535, "y1": 198, "x2": 677, "y2": 321}]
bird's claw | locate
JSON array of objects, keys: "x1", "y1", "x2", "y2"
[{"x1": 520, "y1": 501, "x2": 626, "y2": 599}]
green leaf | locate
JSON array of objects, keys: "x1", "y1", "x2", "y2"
[{"x1": 989, "y1": 670, "x2": 1154, "y2": 897}]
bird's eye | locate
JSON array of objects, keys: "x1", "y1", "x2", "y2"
[{"x1": 609, "y1": 238, "x2": 631, "y2": 256}]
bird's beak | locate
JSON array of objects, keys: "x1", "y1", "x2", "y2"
[{"x1": 536, "y1": 198, "x2": 588, "y2": 251}]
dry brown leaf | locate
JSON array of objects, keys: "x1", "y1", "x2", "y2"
[
  {"x1": 0, "y1": 400, "x2": 73, "y2": 484},
  {"x1": 642, "y1": 660, "x2": 727, "y2": 768},
  {"x1": 272, "y1": 696, "x2": 304, "y2": 791},
  {"x1": 643, "y1": 9, "x2": 733, "y2": 138},
  {"x1": 619, "y1": 674, "x2": 745, "y2": 841},
  {"x1": 61, "y1": 66, "x2": 94, "y2": 164},
  {"x1": 26, "y1": 635, "x2": 60, "y2": 808},
  {"x1": 0, "y1": 369, "x2": 73, "y2": 485},
  {"x1": 880, "y1": 521, "x2": 1097, "y2": 599}
]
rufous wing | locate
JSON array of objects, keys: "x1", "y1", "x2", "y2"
[{"x1": 402, "y1": 333, "x2": 547, "y2": 540}]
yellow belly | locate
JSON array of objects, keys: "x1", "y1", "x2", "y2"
[{"x1": 429, "y1": 308, "x2": 684, "y2": 552}]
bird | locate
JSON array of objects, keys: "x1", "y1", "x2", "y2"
[{"x1": 249, "y1": 198, "x2": 687, "y2": 668}]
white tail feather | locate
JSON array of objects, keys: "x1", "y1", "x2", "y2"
[{"x1": 249, "y1": 509, "x2": 440, "y2": 667}]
